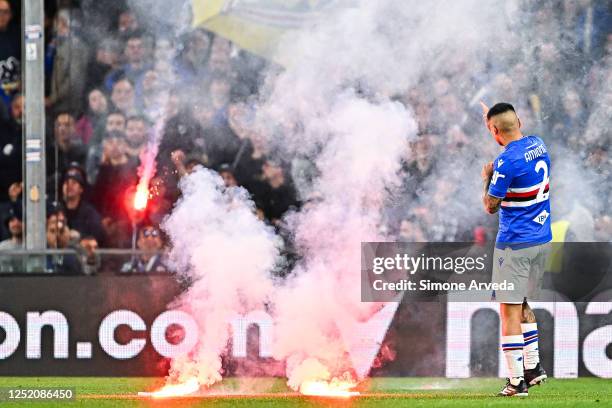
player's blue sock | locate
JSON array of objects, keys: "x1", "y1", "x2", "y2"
[
  {"x1": 521, "y1": 323, "x2": 539, "y2": 370},
  {"x1": 501, "y1": 335, "x2": 524, "y2": 384}
]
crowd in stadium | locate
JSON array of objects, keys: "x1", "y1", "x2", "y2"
[{"x1": 0, "y1": 0, "x2": 610, "y2": 273}]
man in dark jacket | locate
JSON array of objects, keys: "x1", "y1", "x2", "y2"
[
  {"x1": 0, "y1": 93, "x2": 22, "y2": 202},
  {"x1": 0, "y1": 0, "x2": 20, "y2": 103},
  {"x1": 61, "y1": 166, "x2": 106, "y2": 245}
]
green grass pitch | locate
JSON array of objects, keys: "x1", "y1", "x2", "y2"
[{"x1": 0, "y1": 377, "x2": 609, "y2": 407}]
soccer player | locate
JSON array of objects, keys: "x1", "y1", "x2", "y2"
[{"x1": 480, "y1": 102, "x2": 550, "y2": 397}]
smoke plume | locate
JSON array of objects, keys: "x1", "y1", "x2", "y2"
[
  {"x1": 162, "y1": 169, "x2": 282, "y2": 386},
  {"x1": 157, "y1": 0, "x2": 608, "y2": 391}
]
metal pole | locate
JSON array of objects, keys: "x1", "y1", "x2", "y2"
[{"x1": 22, "y1": 0, "x2": 46, "y2": 271}]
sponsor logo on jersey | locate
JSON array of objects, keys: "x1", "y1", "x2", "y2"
[{"x1": 533, "y1": 209, "x2": 549, "y2": 225}]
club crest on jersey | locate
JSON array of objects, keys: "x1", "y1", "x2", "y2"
[
  {"x1": 497, "y1": 159, "x2": 504, "y2": 168},
  {"x1": 533, "y1": 209, "x2": 550, "y2": 225},
  {"x1": 491, "y1": 171, "x2": 505, "y2": 185},
  {"x1": 498, "y1": 257, "x2": 504, "y2": 267}
]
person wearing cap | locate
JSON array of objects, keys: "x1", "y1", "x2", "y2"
[
  {"x1": 61, "y1": 167, "x2": 106, "y2": 246},
  {"x1": 120, "y1": 222, "x2": 167, "y2": 273},
  {"x1": 0, "y1": 202, "x2": 23, "y2": 272},
  {"x1": 45, "y1": 202, "x2": 82, "y2": 275}
]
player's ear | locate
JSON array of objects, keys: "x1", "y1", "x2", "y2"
[{"x1": 517, "y1": 116, "x2": 522, "y2": 129}]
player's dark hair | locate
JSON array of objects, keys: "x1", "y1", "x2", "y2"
[{"x1": 486, "y1": 102, "x2": 516, "y2": 120}]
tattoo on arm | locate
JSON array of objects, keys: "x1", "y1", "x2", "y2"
[{"x1": 482, "y1": 175, "x2": 502, "y2": 214}]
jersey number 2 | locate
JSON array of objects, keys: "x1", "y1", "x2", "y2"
[{"x1": 535, "y1": 160, "x2": 549, "y2": 201}]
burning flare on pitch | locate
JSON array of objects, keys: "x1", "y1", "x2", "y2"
[
  {"x1": 299, "y1": 378, "x2": 360, "y2": 398},
  {"x1": 138, "y1": 378, "x2": 200, "y2": 398},
  {"x1": 288, "y1": 359, "x2": 359, "y2": 397}
]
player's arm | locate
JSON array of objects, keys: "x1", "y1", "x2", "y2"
[{"x1": 481, "y1": 162, "x2": 502, "y2": 214}]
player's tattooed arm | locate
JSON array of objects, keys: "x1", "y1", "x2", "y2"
[
  {"x1": 481, "y1": 162, "x2": 502, "y2": 214},
  {"x1": 484, "y1": 194, "x2": 502, "y2": 214}
]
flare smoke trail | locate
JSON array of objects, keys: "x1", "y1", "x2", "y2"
[{"x1": 134, "y1": 113, "x2": 166, "y2": 210}]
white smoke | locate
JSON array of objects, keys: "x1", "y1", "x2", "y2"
[
  {"x1": 162, "y1": 169, "x2": 282, "y2": 386},
  {"x1": 158, "y1": 0, "x2": 608, "y2": 392},
  {"x1": 253, "y1": 0, "x2": 516, "y2": 389}
]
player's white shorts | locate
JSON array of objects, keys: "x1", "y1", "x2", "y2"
[{"x1": 491, "y1": 242, "x2": 551, "y2": 304}]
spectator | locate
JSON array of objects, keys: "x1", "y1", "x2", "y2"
[
  {"x1": 47, "y1": 112, "x2": 87, "y2": 180},
  {"x1": 85, "y1": 39, "x2": 120, "y2": 92},
  {"x1": 0, "y1": 202, "x2": 23, "y2": 272},
  {"x1": 557, "y1": 88, "x2": 589, "y2": 149},
  {"x1": 140, "y1": 69, "x2": 161, "y2": 119},
  {"x1": 105, "y1": 110, "x2": 127, "y2": 133},
  {"x1": 0, "y1": 180, "x2": 21, "y2": 240},
  {"x1": 208, "y1": 36, "x2": 233, "y2": 76},
  {"x1": 234, "y1": 130, "x2": 268, "y2": 188},
  {"x1": 574, "y1": 0, "x2": 612, "y2": 60},
  {"x1": 61, "y1": 166, "x2": 106, "y2": 245},
  {"x1": 124, "y1": 115, "x2": 149, "y2": 160},
  {"x1": 110, "y1": 77, "x2": 137, "y2": 116},
  {"x1": 75, "y1": 88, "x2": 108, "y2": 145},
  {"x1": 170, "y1": 150, "x2": 208, "y2": 180},
  {"x1": 46, "y1": 204, "x2": 82, "y2": 275},
  {"x1": 254, "y1": 160, "x2": 299, "y2": 224},
  {"x1": 140, "y1": 68, "x2": 175, "y2": 120},
  {"x1": 210, "y1": 75, "x2": 232, "y2": 113},
  {"x1": 0, "y1": 93, "x2": 22, "y2": 202},
  {"x1": 101, "y1": 215, "x2": 132, "y2": 249},
  {"x1": 92, "y1": 130, "x2": 138, "y2": 228},
  {"x1": 218, "y1": 163, "x2": 238, "y2": 187},
  {"x1": 116, "y1": 9, "x2": 140, "y2": 40},
  {"x1": 105, "y1": 32, "x2": 151, "y2": 93},
  {"x1": 401, "y1": 136, "x2": 437, "y2": 198},
  {"x1": 157, "y1": 108, "x2": 205, "y2": 178},
  {"x1": 85, "y1": 111, "x2": 127, "y2": 184},
  {"x1": 78, "y1": 235, "x2": 100, "y2": 275},
  {"x1": 0, "y1": 0, "x2": 20, "y2": 102},
  {"x1": 154, "y1": 36, "x2": 175, "y2": 64},
  {"x1": 120, "y1": 222, "x2": 167, "y2": 273},
  {"x1": 175, "y1": 29, "x2": 211, "y2": 85},
  {"x1": 47, "y1": 9, "x2": 89, "y2": 115}
]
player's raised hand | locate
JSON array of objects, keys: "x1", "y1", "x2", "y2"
[
  {"x1": 480, "y1": 101, "x2": 490, "y2": 128},
  {"x1": 481, "y1": 161, "x2": 493, "y2": 180}
]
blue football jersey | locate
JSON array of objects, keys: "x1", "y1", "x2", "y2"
[{"x1": 488, "y1": 135, "x2": 552, "y2": 248}]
